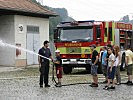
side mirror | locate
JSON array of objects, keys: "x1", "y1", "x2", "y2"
[{"x1": 54, "y1": 29, "x2": 59, "y2": 42}]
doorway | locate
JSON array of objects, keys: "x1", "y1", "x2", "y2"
[{"x1": 26, "y1": 26, "x2": 40, "y2": 65}]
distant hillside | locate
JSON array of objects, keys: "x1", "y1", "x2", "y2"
[
  {"x1": 119, "y1": 15, "x2": 133, "y2": 24},
  {"x1": 44, "y1": 6, "x2": 75, "y2": 40},
  {"x1": 32, "y1": 0, "x2": 75, "y2": 40},
  {"x1": 51, "y1": 7, "x2": 74, "y2": 22}
]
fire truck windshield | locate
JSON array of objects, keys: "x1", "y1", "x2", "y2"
[{"x1": 59, "y1": 27, "x2": 93, "y2": 42}]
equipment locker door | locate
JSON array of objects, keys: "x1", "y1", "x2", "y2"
[
  {"x1": 33, "y1": 34, "x2": 40, "y2": 64},
  {"x1": 27, "y1": 26, "x2": 40, "y2": 65},
  {"x1": 27, "y1": 33, "x2": 34, "y2": 65}
]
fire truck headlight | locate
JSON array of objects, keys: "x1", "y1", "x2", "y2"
[{"x1": 81, "y1": 54, "x2": 85, "y2": 58}]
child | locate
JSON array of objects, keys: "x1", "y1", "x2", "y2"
[
  {"x1": 114, "y1": 45, "x2": 121, "y2": 85},
  {"x1": 103, "y1": 47, "x2": 116, "y2": 90},
  {"x1": 54, "y1": 49, "x2": 62, "y2": 87},
  {"x1": 125, "y1": 46, "x2": 133, "y2": 85},
  {"x1": 89, "y1": 44, "x2": 99, "y2": 87},
  {"x1": 101, "y1": 46, "x2": 108, "y2": 83}
]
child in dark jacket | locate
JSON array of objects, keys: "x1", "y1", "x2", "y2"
[{"x1": 54, "y1": 49, "x2": 62, "y2": 87}]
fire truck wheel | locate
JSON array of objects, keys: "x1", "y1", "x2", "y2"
[
  {"x1": 63, "y1": 65, "x2": 72, "y2": 74},
  {"x1": 97, "y1": 63, "x2": 103, "y2": 74},
  {"x1": 85, "y1": 65, "x2": 91, "y2": 73}
]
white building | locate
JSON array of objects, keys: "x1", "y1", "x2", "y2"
[{"x1": 0, "y1": 0, "x2": 56, "y2": 67}]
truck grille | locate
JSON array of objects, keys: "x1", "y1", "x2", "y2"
[{"x1": 66, "y1": 47, "x2": 81, "y2": 54}]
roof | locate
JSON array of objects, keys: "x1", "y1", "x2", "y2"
[{"x1": 0, "y1": 0, "x2": 57, "y2": 18}]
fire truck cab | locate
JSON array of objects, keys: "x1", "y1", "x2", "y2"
[{"x1": 54, "y1": 20, "x2": 133, "y2": 74}]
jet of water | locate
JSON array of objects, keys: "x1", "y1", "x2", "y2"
[{"x1": 0, "y1": 40, "x2": 52, "y2": 61}]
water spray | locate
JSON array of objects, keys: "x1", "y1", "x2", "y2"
[{"x1": 0, "y1": 40, "x2": 52, "y2": 61}]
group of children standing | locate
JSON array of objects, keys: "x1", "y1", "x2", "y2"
[{"x1": 90, "y1": 44, "x2": 133, "y2": 90}]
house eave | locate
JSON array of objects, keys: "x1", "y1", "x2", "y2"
[{"x1": 0, "y1": 8, "x2": 57, "y2": 18}]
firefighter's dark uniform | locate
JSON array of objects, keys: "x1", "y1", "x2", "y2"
[{"x1": 38, "y1": 47, "x2": 51, "y2": 86}]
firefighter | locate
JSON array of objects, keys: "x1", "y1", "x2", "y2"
[{"x1": 38, "y1": 40, "x2": 53, "y2": 88}]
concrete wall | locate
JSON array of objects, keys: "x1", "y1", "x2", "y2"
[
  {"x1": 14, "y1": 15, "x2": 49, "y2": 66},
  {"x1": 0, "y1": 15, "x2": 15, "y2": 66}
]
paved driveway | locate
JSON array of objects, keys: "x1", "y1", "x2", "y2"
[
  {"x1": 0, "y1": 75, "x2": 133, "y2": 100},
  {"x1": 0, "y1": 67, "x2": 133, "y2": 100}
]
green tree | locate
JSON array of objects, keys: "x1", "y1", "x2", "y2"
[
  {"x1": 31, "y1": 0, "x2": 74, "y2": 40},
  {"x1": 49, "y1": 16, "x2": 62, "y2": 40},
  {"x1": 32, "y1": 0, "x2": 37, "y2": 3},
  {"x1": 119, "y1": 15, "x2": 129, "y2": 23}
]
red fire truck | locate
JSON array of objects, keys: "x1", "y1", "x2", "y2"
[{"x1": 54, "y1": 21, "x2": 133, "y2": 74}]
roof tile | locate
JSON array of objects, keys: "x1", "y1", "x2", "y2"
[{"x1": 0, "y1": 0, "x2": 56, "y2": 16}]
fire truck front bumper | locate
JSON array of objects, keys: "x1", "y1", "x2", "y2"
[{"x1": 62, "y1": 59, "x2": 91, "y2": 65}]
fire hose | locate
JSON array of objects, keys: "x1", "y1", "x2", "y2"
[{"x1": 52, "y1": 62, "x2": 58, "y2": 85}]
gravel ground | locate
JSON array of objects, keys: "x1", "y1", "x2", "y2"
[{"x1": 0, "y1": 66, "x2": 133, "y2": 100}]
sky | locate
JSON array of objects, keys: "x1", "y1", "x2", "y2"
[{"x1": 41, "y1": 0, "x2": 133, "y2": 21}]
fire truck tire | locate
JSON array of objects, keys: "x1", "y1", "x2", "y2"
[
  {"x1": 97, "y1": 67, "x2": 102, "y2": 74},
  {"x1": 85, "y1": 64, "x2": 91, "y2": 73},
  {"x1": 97, "y1": 63, "x2": 103, "y2": 74},
  {"x1": 63, "y1": 65, "x2": 72, "y2": 74}
]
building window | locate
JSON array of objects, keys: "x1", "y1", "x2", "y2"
[{"x1": 27, "y1": 26, "x2": 39, "y2": 33}]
